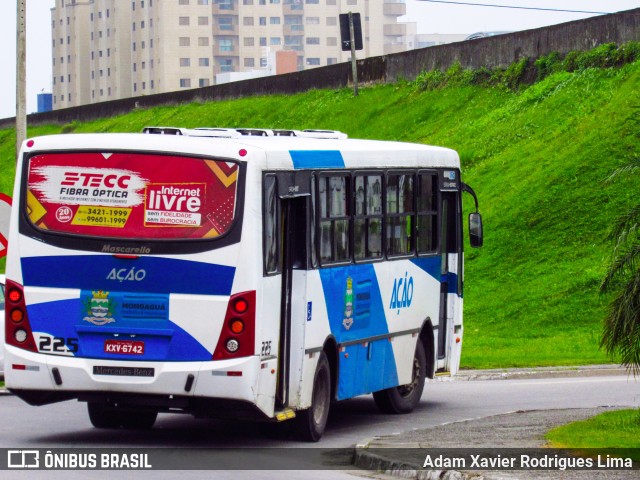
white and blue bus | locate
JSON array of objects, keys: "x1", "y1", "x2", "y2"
[{"x1": 4, "y1": 127, "x2": 482, "y2": 441}]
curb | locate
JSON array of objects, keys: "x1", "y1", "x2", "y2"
[
  {"x1": 452, "y1": 364, "x2": 629, "y2": 382},
  {"x1": 354, "y1": 439, "x2": 506, "y2": 480}
]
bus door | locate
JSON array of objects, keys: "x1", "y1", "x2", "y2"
[
  {"x1": 438, "y1": 171, "x2": 462, "y2": 365},
  {"x1": 267, "y1": 172, "x2": 311, "y2": 409}
]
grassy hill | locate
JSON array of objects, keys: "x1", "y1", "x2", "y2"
[{"x1": 1, "y1": 51, "x2": 638, "y2": 369}]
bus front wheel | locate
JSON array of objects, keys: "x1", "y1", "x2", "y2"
[
  {"x1": 296, "y1": 351, "x2": 331, "y2": 442},
  {"x1": 373, "y1": 340, "x2": 426, "y2": 414}
]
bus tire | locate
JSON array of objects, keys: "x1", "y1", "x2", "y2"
[
  {"x1": 373, "y1": 340, "x2": 426, "y2": 414},
  {"x1": 295, "y1": 351, "x2": 331, "y2": 442},
  {"x1": 119, "y1": 410, "x2": 158, "y2": 430},
  {"x1": 87, "y1": 403, "x2": 121, "y2": 429}
]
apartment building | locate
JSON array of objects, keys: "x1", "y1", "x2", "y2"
[{"x1": 51, "y1": 0, "x2": 412, "y2": 110}]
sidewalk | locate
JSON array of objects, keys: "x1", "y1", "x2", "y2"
[{"x1": 354, "y1": 365, "x2": 636, "y2": 480}]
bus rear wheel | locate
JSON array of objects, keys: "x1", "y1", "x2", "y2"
[
  {"x1": 373, "y1": 340, "x2": 426, "y2": 414},
  {"x1": 87, "y1": 403, "x2": 157, "y2": 430},
  {"x1": 295, "y1": 351, "x2": 331, "y2": 442},
  {"x1": 87, "y1": 403, "x2": 121, "y2": 429},
  {"x1": 119, "y1": 410, "x2": 158, "y2": 430}
]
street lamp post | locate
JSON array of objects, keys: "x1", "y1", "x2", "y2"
[{"x1": 16, "y1": 0, "x2": 27, "y2": 161}]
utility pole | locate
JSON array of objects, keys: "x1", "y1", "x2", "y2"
[{"x1": 16, "y1": 0, "x2": 27, "y2": 162}]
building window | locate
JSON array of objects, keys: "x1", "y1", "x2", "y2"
[
  {"x1": 327, "y1": 37, "x2": 337, "y2": 47},
  {"x1": 327, "y1": 57, "x2": 337, "y2": 65},
  {"x1": 220, "y1": 59, "x2": 234, "y2": 72},
  {"x1": 180, "y1": 58, "x2": 191, "y2": 67},
  {"x1": 306, "y1": 37, "x2": 320, "y2": 45},
  {"x1": 244, "y1": 37, "x2": 254, "y2": 47},
  {"x1": 179, "y1": 17, "x2": 190, "y2": 26},
  {"x1": 199, "y1": 57, "x2": 210, "y2": 67},
  {"x1": 199, "y1": 78, "x2": 210, "y2": 87},
  {"x1": 270, "y1": 17, "x2": 280, "y2": 25},
  {"x1": 270, "y1": 37, "x2": 281, "y2": 45},
  {"x1": 219, "y1": 38, "x2": 233, "y2": 52},
  {"x1": 326, "y1": 17, "x2": 337, "y2": 26},
  {"x1": 218, "y1": 17, "x2": 234, "y2": 30},
  {"x1": 306, "y1": 17, "x2": 319, "y2": 25},
  {"x1": 199, "y1": 37, "x2": 210, "y2": 46},
  {"x1": 243, "y1": 17, "x2": 254, "y2": 26},
  {"x1": 179, "y1": 0, "x2": 189, "y2": 4},
  {"x1": 244, "y1": 57, "x2": 255, "y2": 67},
  {"x1": 259, "y1": 37, "x2": 267, "y2": 46},
  {"x1": 180, "y1": 78, "x2": 192, "y2": 88},
  {"x1": 198, "y1": 16, "x2": 209, "y2": 26},
  {"x1": 179, "y1": 37, "x2": 191, "y2": 46},
  {"x1": 306, "y1": 58, "x2": 320, "y2": 65}
]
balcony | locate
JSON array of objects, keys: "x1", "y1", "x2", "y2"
[
  {"x1": 213, "y1": 45, "x2": 238, "y2": 56},
  {"x1": 283, "y1": 1, "x2": 304, "y2": 15},
  {"x1": 212, "y1": 1, "x2": 237, "y2": 14},
  {"x1": 383, "y1": 24, "x2": 406, "y2": 36},
  {"x1": 384, "y1": 43, "x2": 406, "y2": 55},
  {"x1": 213, "y1": 24, "x2": 238, "y2": 36},
  {"x1": 384, "y1": 1, "x2": 406, "y2": 17},
  {"x1": 284, "y1": 24, "x2": 304, "y2": 36}
]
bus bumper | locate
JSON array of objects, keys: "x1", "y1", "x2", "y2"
[{"x1": 4, "y1": 345, "x2": 270, "y2": 417}]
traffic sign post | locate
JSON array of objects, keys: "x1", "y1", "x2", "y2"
[{"x1": 339, "y1": 12, "x2": 363, "y2": 97}]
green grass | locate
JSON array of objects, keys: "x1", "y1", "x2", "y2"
[
  {"x1": 546, "y1": 409, "x2": 640, "y2": 453},
  {"x1": 1, "y1": 53, "x2": 639, "y2": 369}
]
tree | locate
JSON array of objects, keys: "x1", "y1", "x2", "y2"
[{"x1": 600, "y1": 107, "x2": 640, "y2": 375}]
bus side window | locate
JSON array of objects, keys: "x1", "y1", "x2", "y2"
[
  {"x1": 354, "y1": 174, "x2": 383, "y2": 261},
  {"x1": 386, "y1": 173, "x2": 415, "y2": 257},
  {"x1": 309, "y1": 174, "x2": 318, "y2": 268},
  {"x1": 263, "y1": 174, "x2": 280, "y2": 275},
  {"x1": 318, "y1": 175, "x2": 350, "y2": 264},
  {"x1": 417, "y1": 173, "x2": 438, "y2": 254}
]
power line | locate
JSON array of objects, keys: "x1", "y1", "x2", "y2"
[{"x1": 415, "y1": 0, "x2": 611, "y2": 15}]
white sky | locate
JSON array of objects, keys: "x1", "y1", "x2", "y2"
[{"x1": 0, "y1": 0, "x2": 638, "y2": 119}]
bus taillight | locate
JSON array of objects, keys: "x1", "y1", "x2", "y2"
[
  {"x1": 213, "y1": 290, "x2": 256, "y2": 360},
  {"x1": 5, "y1": 280, "x2": 38, "y2": 353}
]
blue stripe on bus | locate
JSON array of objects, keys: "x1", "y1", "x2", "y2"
[
  {"x1": 27, "y1": 298, "x2": 212, "y2": 361},
  {"x1": 289, "y1": 150, "x2": 345, "y2": 169},
  {"x1": 410, "y1": 257, "x2": 460, "y2": 295},
  {"x1": 21, "y1": 255, "x2": 235, "y2": 296},
  {"x1": 319, "y1": 264, "x2": 398, "y2": 400}
]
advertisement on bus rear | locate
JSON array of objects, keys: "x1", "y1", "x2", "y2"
[{"x1": 26, "y1": 152, "x2": 238, "y2": 240}]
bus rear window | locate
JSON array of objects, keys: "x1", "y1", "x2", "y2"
[{"x1": 26, "y1": 152, "x2": 239, "y2": 240}]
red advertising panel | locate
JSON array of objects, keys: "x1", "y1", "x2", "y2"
[{"x1": 26, "y1": 152, "x2": 239, "y2": 240}]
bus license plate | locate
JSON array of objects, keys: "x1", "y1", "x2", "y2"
[{"x1": 104, "y1": 339, "x2": 145, "y2": 355}]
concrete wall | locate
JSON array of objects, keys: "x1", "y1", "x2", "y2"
[{"x1": 2, "y1": 8, "x2": 638, "y2": 130}]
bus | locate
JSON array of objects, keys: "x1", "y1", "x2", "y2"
[{"x1": 4, "y1": 127, "x2": 483, "y2": 441}]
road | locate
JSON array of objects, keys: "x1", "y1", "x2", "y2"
[{"x1": 0, "y1": 374, "x2": 637, "y2": 479}]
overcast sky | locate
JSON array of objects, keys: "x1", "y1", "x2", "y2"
[{"x1": 0, "y1": 0, "x2": 638, "y2": 119}]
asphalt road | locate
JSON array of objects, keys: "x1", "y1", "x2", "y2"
[{"x1": 0, "y1": 371, "x2": 637, "y2": 479}]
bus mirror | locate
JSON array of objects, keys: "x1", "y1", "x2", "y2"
[{"x1": 469, "y1": 212, "x2": 483, "y2": 248}]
